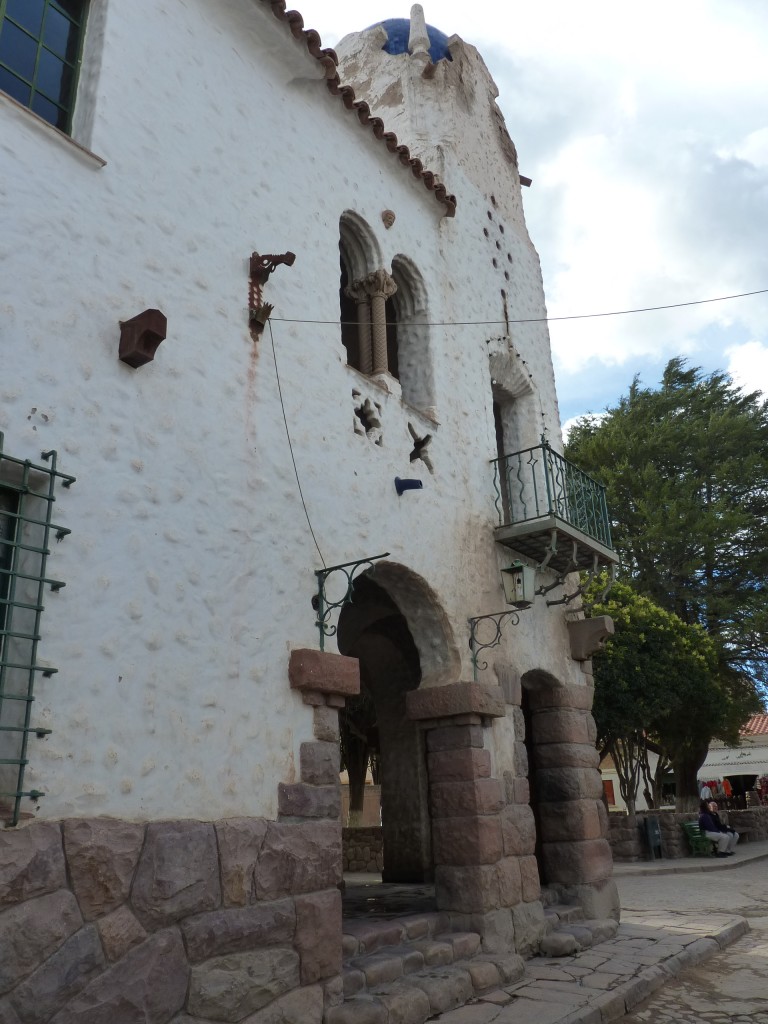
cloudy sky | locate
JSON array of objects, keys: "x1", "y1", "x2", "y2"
[{"x1": 294, "y1": 0, "x2": 768, "y2": 429}]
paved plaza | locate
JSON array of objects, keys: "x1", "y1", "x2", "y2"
[{"x1": 429, "y1": 841, "x2": 768, "y2": 1023}]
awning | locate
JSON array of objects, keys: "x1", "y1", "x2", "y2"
[{"x1": 700, "y1": 743, "x2": 768, "y2": 777}]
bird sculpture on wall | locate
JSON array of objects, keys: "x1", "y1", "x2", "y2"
[{"x1": 408, "y1": 422, "x2": 434, "y2": 474}]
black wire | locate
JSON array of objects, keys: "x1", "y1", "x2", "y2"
[
  {"x1": 270, "y1": 287, "x2": 768, "y2": 328},
  {"x1": 268, "y1": 320, "x2": 326, "y2": 568}
]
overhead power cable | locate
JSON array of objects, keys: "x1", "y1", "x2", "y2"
[
  {"x1": 270, "y1": 287, "x2": 768, "y2": 328},
  {"x1": 268, "y1": 320, "x2": 326, "y2": 568}
]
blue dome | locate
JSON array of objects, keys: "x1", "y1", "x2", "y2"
[{"x1": 371, "y1": 18, "x2": 453, "y2": 62}]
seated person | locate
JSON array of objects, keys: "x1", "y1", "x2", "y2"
[
  {"x1": 698, "y1": 800, "x2": 737, "y2": 856},
  {"x1": 708, "y1": 800, "x2": 739, "y2": 852}
]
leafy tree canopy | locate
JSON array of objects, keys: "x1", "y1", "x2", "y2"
[
  {"x1": 588, "y1": 580, "x2": 761, "y2": 812},
  {"x1": 567, "y1": 358, "x2": 768, "y2": 689}
]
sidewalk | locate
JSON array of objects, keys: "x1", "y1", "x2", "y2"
[
  {"x1": 612, "y1": 837, "x2": 768, "y2": 877},
  {"x1": 426, "y1": 845, "x2": 768, "y2": 1023}
]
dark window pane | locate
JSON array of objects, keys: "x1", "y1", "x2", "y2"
[
  {"x1": 31, "y1": 89, "x2": 66, "y2": 128},
  {"x1": 43, "y1": 6, "x2": 78, "y2": 61},
  {"x1": 36, "y1": 47, "x2": 72, "y2": 104},
  {"x1": 0, "y1": 20, "x2": 39, "y2": 82},
  {"x1": 52, "y1": 0, "x2": 86, "y2": 23},
  {"x1": 6, "y1": 0, "x2": 45, "y2": 37},
  {"x1": 0, "y1": 65, "x2": 31, "y2": 105}
]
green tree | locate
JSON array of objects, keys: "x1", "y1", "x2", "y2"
[
  {"x1": 567, "y1": 358, "x2": 768, "y2": 679},
  {"x1": 589, "y1": 581, "x2": 759, "y2": 814},
  {"x1": 567, "y1": 359, "x2": 767, "y2": 803}
]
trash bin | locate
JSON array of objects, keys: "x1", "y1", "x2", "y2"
[{"x1": 642, "y1": 815, "x2": 663, "y2": 860}]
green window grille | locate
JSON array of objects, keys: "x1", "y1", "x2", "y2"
[
  {"x1": 0, "y1": 433, "x2": 74, "y2": 826},
  {"x1": 0, "y1": 0, "x2": 88, "y2": 133}
]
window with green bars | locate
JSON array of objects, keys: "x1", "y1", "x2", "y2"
[
  {"x1": 0, "y1": 0, "x2": 88, "y2": 133},
  {"x1": 0, "y1": 434, "x2": 74, "y2": 826}
]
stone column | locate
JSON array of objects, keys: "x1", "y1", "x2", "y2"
[
  {"x1": 362, "y1": 269, "x2": 397, "y2": 376},
  {"x1": 406, "y1": 681, "x2": 537, "y2": 955},
  {"x1": 526, "y1": 681, "x2": 619, "y2": 921},
  {"x1": 344, "y1": 281, "x2": 372, "y2": 374}
]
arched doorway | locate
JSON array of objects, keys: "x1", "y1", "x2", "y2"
[{"x1": 337, "y1": 574, "x2": 431, "y2": 881}]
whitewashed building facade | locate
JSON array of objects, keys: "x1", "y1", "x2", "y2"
[{"x1": 0, "y1": 2, "x2": 617, "y2": 1020}]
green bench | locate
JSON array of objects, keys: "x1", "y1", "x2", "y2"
[{"x1": 682, "y1": 821, "x2": 715, "y2": 856}]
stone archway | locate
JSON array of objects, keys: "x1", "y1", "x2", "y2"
[{"x1": 336, "y1": 563, "x2": 461, "y2": 882}]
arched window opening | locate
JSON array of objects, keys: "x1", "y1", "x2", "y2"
[
  {"x1": 390, "y1": 255, "x2": 433, "y2": 413},
  {"x1": 339, "y1": 257, "x2": 360, "y2": 370},
  {"x1": 385, "y1": 295, "x2": 399, "y2": 380}
]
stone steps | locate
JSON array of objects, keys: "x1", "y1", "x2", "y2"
[
  {"x1": 333, "y1": 906, "x2": 618, "y2": 1021},
  {"x1": 539, "y1": 916, "x2": 620, "y2": 956},
  {"x1": 335, "y1": 913, "x2": 525, "y2": 1024},
  {"x1": 330, "y1": 952, "x2": 526, "y2": 1024}
]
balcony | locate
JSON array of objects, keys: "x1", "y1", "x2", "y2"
[{"x1": 492, "y1": 442, "x2": 618, "y2": 576}]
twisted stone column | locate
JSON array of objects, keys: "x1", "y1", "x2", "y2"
[
  {"x1": 363, "y1": 269, "x2": 397, "y2": 376},
  {"x1": 344, "y1": 280, "x2": 373, "y2": 374}
]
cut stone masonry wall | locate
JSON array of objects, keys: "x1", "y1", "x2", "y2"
[
  {"x1": 0, "y1": 649, "x2": 358, "y2": 1024},
  {"x1": 609, "y1": 806, "x2": 768, "y2": 862},
  {"x1": 342, "y1": 827, "x2": 383, "y2": 873}
]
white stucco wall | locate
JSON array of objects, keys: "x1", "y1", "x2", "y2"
[{"x1": 1, "y1": 0, "x2": 580, "y2": 824}]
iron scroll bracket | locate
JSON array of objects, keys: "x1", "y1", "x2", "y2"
[
  {"x1": 468, "y1": 609, "x2": 523, "y2": 680},
  {"x1": 313, "y1": 553, "x2": 390, "y2": 651}
]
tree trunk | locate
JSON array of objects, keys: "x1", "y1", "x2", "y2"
[
  {"x1": 673, "y1": 743, "x2": 709, "y2": 811},
  {"x1": 346, "y1": 742, "x2": 368, "y2": 827}
]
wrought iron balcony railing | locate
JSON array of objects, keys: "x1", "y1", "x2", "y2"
[{"x1": 491, "y1": 442, "x2": 616, "y2": 573}]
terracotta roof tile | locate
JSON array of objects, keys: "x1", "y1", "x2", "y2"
[
  {"x1": 742, "y1": 713, "x2": 768, "y2": 736},
  {"x1": 260, "y1": 0, "x2": 457, "y2": 217}
]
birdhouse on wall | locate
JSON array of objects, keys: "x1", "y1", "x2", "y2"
[{"x1": 118, "y1": 309, "x2": 167, "y2": 368}]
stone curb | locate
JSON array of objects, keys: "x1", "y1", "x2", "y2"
[
  {"x1": 547, "y1": 915, "x2": 749, "y2": 1024},
  {"x1": 612, "y1": 843, "x2": 768, "y2": 877}
]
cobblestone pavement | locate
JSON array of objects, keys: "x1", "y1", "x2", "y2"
[
  {"x1": 430, "y1": 845, "x2": 768, "y2": 1023},
  {"x1": 619, "y1": 858, "x2": 768, "y2": 1024}
]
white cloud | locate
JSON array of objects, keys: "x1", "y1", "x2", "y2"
[
  {"x1": 561, "y1": 412, "x2": 608, "y2": 446},
  {"x1": 293, "y1": 0, "x2": 768, "y2": 411},
  {"x1": 726, "y1": 341, "x2": 768, "y2": 397}
]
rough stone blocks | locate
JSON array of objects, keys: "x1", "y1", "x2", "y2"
[
  {"x1": 541, "y1": 838, "x2": 614, "y2": 885},
  {"x1": 406, "y1": 682, "x2": 505, "y2": 721},
  {"x1": 429, "y1": 778, "x2": 504, "y2": 819},
  {"x1": 0, "y1": 823, "x2": 66, "y2": 909},
  {"x1": 8, "y1": 925, "x2": 105, "y2": 1024},
  {"x1": 313, "y1": 706, "x2": 340, "y2": 743},
  {"x1": 425, "y1": 725, "x2": 484, "y2": 752},
  {"x1": 215, "y1": 818, "x2": 270, "y2": 907},
  {"x1": 289, "y1": 648, "x2": 360, "y2": 697},
  {"x1": 519, "y1": 856, "x2": 541, "y2": 902},
  {"x1": 96, "y1": 905, "x2": 147, "y2": 962},
  {"x1": 254, "y1": 822, "x2": 342, "y2": 900},
  {"x1": 435, "y1": 864, "x2": 500, "y2": 914},
  {"x1": 0, "y1": 890, "x2": 82, "y2": 996},
  {"x1": 432, "y1": 816, "x2": 503, "y2": 866},
  {"x1": 530, "y1": 709, "x2": 592, "y2": 746},
  {"x1": 526, "y1": 684, "x2": 595, "y2": 712},
  {"x1": 295, "y1": 890, "x2": 342, "y2": 984},
  {"x1": 181, "y1": 898, "x2": 296, "y2": 962},
  {"x1": 63, "y1": 819, "x2": 144, "y2": 921},
  {"x1": 278, "y1": 783, "x2": 340, "y2": 820},
  {"x1": 533, "y1": 743, "x2": 600, "y2": 770},
  {"x1": 427, "y1": 748, "x2": 491, "y2": 784},
  {"x1": 300, "y1": 742, "x2": 340, "y2": 786},
  {"x1": 131, "y1": 821, "x2": 221, "y2": 929},
  {"x1": 536, "y1": 767, "x2": 604, "y2": 804},
  {"x1": 495, "y1": 857, "x2": 522, "y2": 908},
  {"x1": 538, "y1": 800, "x2": 604, "y2": 843},
  {"x1": 49, "y1": 928, "x2": 188, "y2": 1024},
  {"x1": 500, "y1": 804, "x2": 536, "y2": 857},
  {"x1": 188, "y1": 947, "x2": 300, "y2": 1021}
]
